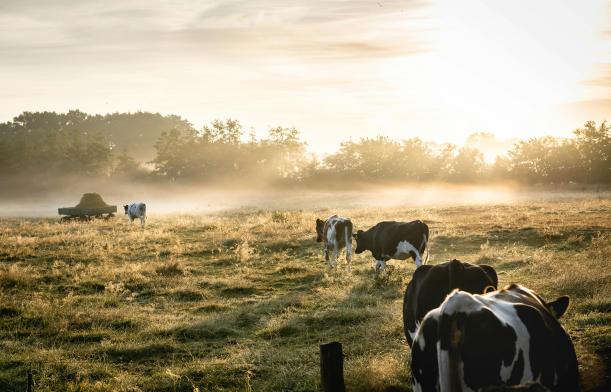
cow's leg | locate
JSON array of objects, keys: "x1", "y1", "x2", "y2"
[
  {"x1": 375, "y1": 259, "x2": 386, "y2": 272},
  {"x1": 345, "y1": 243, "x2": 353, "y2": 272},
  {"x1": 331, "y1": 243, "x2": 339, "y2": 268},
  {"x1": 140, "y1": 216, "x2": 145, "y2": 228},
  {"x1": 323, "y1": 246, "x2": 329, "y2": 262},
  {"x1": 326, "y1": 244, "x2": 335, "y2": 268}
]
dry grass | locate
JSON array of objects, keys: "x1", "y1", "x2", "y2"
[{"x1": 0, "y1": 198, "x2": 609, "y2": 391}]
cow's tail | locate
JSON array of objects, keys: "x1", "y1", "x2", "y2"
[
  {"x1": 448, "y1": 259, "x2": 463, "y2": 291},
  {"x1": 438, "y1": 291, "x2": 465, "y2": 392},
  {"x1": 438, "y1": 313, "x2": 464, "y2": 392},
  {"x1": 420, "y1": 226, "x2": 429, "y2": 264},
  {"x1": 139, "y1": 204, "x2": 146, "y2": 223},
  {"x1": 345, "y1": 220, "x2": 353, "y2": 257}
]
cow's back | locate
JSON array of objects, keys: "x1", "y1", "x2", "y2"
[
  {"x1": 128, "y1": 202, "x2": 146, "y2": 218},
  {"x1": 323, "y1": 215, "x2": 352, "y2": 248},
  {"x1": 412, "y1": 287, "x2": 580, "y2": 392},
  {"x1": 403, "y1": 260, "x2": 498, "y2": 346},
  {"x1": 370, "y1": 220, "x2": 427, "y2": 251}
]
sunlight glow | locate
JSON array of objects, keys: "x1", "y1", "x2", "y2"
[{"x1": 0, "y1": 0, "x2": 609, "y2": 152}]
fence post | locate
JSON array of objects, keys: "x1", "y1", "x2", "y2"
[
  {"x1": 27, "y1": 370, "x2": 33, "y2": 392},
  {"x1": 320, "y1": 341, "x2": 346, "y2": 392}
]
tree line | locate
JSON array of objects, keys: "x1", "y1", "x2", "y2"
[{"x1": 0, "y1": 110, "x2": 608, "y2": 186}]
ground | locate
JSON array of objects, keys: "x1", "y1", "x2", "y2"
[{"x1": 0, "y1": 199, "x2": 609, "y2": 391}]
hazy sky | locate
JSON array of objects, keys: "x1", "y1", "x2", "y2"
[{"x1": 1, "y1": 0, "x2": 609, "y2": 152}]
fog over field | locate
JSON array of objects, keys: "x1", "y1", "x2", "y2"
[{"x1": 1, "y1": 183, "x2": 609, "y2": 218}]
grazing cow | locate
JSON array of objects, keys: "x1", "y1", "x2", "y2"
[
  {"x1": 124, "y1": 203, "x2": 146, "y2": 228},
  {"x1": 403, "y1": 259, "x2": 498, "y2": 346},
  {"x1": 316, "y1": 215, "x2": 354, "y2": 271},
  {"x1": 354, "y1": 220, "x2": 429, "y2": 271},
  {"x1": 411, "y1": 284, "x2": 579, "y2": 392}
]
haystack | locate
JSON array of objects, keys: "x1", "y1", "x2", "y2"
[{"x1": 75, "y1": 193, "x2": 110, "y2": 208}]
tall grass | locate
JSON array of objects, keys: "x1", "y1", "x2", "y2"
[{"x1": 0, "y1": 199, "x2": 609, "y2": 391}]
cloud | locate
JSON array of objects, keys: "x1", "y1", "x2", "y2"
[
  {"x1": 0, "y1": 0, "x2": 430, "y2": 67},
  {"x1": 582, "y1": 63, "x2": 611, "y2": 87},
  {"x1": 565, "y1": 98, "x2": 611, "y2": 121}
]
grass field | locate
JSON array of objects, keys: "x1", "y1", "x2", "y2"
[{"x1": 0, "y1": 198, "x2": 610, "y2": 391}]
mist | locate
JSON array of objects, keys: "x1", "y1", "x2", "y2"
[{"x1": 1, "y1": 177, "x2": 608, "y2": 218}]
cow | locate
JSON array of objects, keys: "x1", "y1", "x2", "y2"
[
  {"x1": 411, "y1": 284, "x2": 579, "y2": 392},
  {"x1": 403, "y1": 259, "x2": 498, "y2": 347},
  {"x1": 315, "y1": 215, "x2": 354, "y2": 271},
  {"x1": 353, "y1": 220, "x2": 429, "y2": 271},
  {"x1": 124, "y1": 203, "x2": 146, "y2": 228}
]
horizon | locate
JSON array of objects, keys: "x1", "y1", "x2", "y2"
[{"x1": 1, "y1": 0, "x2": 609, "y2": 154}]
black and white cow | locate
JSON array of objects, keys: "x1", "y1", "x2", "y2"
[
  {"x1": 411, "y1": 284, "x2": 579, "y2": 392},
  {"x1": 124, "y1": 203, "x2": 146, "y2": 228},
  {"x1": 316, "y1": 215, "x2": 353, "y2": 271},
  {"x1": 403, "y1": 259, "x2": 498, "y2": 346},
  {"x1": 354, "y1": 220, "x2": 429, "y2": 271}
]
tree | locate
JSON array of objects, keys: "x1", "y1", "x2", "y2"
[
  {"x1": 401, "y1": 138, "x2": 435, "y2": 181},
  {"x1": 507, "y1": 137, "x2": 556, "y2": 183},
  {"x1": 450, "y1": 147, "x2": 485, "y2": 182},
  {"x1": 152, "y1": 128, "x2": 189, "y2": 180},
  {"x1": 573, "y1": 121, "x2": 610, "y2": 183},
  {"x1": 202, "y1": 119, "x2": 242, "y2": 145}
]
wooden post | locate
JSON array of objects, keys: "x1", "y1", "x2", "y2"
[
  {"x1": 27, "y1": 370, "x2": 33, "y2": 392},
  {"x1": 320, "y1": 341, "x2": 346, "y2": 392}
]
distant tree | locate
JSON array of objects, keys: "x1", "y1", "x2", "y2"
[
  {"x1": 113, "y1": 149, "x2": 146, "y2": 179},
  {"x1": 401, "y1": 138, "x2": 435, "y2": 181},
  {"x1": 546, "y1": 140, "x2": 582, "y2": 183},
  {"x1": 573, "y1": 121, "x2": 610, "y2": 183},
  {"x1": 431, "y1": 143, "x2": 457, "y2": 181},
  {"x1": 202, "y1": 119, "x2": 242, "y2": 145},
  {"x1": 450, "y1": 147, "x2": 485, "y2": 182},
  {"x1": 261, "y1": 126, "x2": 307, "y2": 178},
  {"x1": 490, "y1": 155, "x2": 511, "y2": 180},
  {"x1": 1, "y1": 109, "x2": 608, "y2": 187},
  {"x1": 61, "y1": 131, "x2": 112, "y2": 175},
  {"x1": 507, "y1": 137, "x2": 556, "y2": 183},
  {"x1": 152, "y1": 128, "x2": 189, "y2": 180},
  {"x1": 324, "y1": 136, "x2": 405, "y2": 180}
]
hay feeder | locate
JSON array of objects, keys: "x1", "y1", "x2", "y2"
[{"x1": 58, "y1": 193, "x2": 117, "y2": 222}]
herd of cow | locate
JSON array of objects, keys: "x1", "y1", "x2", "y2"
[{"x1": 315, "y1": 215, "x2": 580, "y2": 392}]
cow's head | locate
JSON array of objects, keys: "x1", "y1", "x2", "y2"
[
  {"x1": 315, "y1": 218, "x2": 325, "y2": 242},
  {"x1": 123, "y1": 205, "x2": 128, "y2": 214},
  {"x1": 506, "y1": 284, "x2": 571, "y2": 319},
  {"x1": 354, "y1": 230, "x2": 367, "y2": 253}
]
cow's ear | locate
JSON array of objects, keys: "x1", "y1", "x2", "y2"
[
  {"x1": 547, "y1": 296, "x2": 570, "y2": 318},
  {"x1": 480, "y1": 265, "x2": 498, "y2": 289},
  {"x1": 316, "y1": 218, "x2": 322, "y2": 224}
]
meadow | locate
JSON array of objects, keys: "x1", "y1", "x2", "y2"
[{"x1": 0, "y1": 198, "x2": 609, "y2": 391}]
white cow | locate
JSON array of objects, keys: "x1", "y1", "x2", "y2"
[
  {"x1": 315, "y1": 215, "x2": 354, "y2": 271},
  {"x1": 124, "y1": 203, "x2": 146, "y2": 228}
]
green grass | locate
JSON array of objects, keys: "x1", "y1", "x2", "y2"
[{"x1": 0, "y1": 199, "x2": 609, "y2": 391}]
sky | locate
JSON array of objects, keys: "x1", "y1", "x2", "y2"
[{"x1": 0, "y1": 0, "x2": 610, "y2": 153}]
